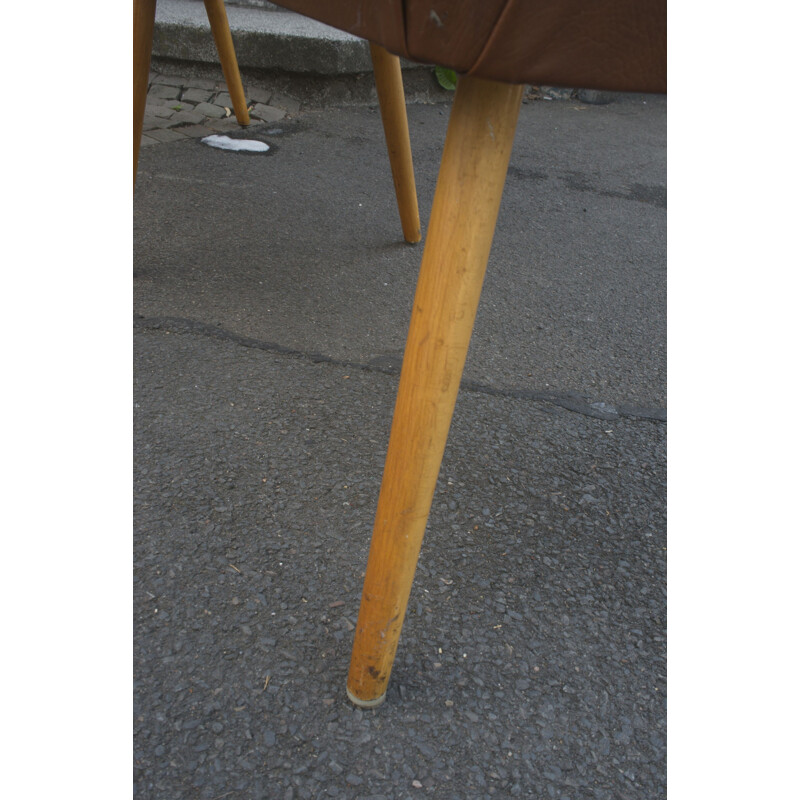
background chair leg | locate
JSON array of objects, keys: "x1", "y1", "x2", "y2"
[
  {"x1": 203, "y1": 0, "x2": 250, "y2": 125},
  {"x1": 134, "y1": 0, "x2": 157, "y2": 190},
  {"x1": 369, "y1": 44, "x2": 421, "y2": 244},
  {"x1": 346, "y1": 76, "x2": 524, "y2": 707}
]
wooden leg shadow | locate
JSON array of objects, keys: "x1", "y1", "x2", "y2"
[{"x1": 347, "y1": 76, "x2": 524, "y2": 707}]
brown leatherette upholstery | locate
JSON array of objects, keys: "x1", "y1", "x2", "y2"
[{"x1": 272, "y1": 1, "x2": 666, "y2": 93}]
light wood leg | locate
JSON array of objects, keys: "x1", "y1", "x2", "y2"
[
  {"x1": 346, "y1": 76, "x2": 524, "y2": 707},
  {"x1": 203, "y1": 0, "x2": 250, "y2": 125},
  {"x1": 369, "y1": 44, "x2": 421, "y2": 244},
  {"x1": 134, "y1": 0, "x2": 157, "y2": 190}
]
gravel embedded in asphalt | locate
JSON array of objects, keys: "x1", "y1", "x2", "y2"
[
  {"x1": 134, "y1": 92, "x2": 666, "y2": 799},
  {"x1": 134, "y1": 329, "x2": 665, "y2": 799}
]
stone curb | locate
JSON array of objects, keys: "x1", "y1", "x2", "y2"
[{"x1": 153, "y1": 0, "x2": 380, "y2": 75}]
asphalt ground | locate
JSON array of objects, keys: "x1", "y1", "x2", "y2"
[{"x1": 134, "y1": 90, "x2": 666, "y2": 799}]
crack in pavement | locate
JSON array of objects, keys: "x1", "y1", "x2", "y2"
[{"x1": 134, "y1": 315, "x2": 666, "y2": 423}]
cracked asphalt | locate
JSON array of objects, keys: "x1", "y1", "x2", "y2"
[{"x1": 134, "y1": 90, "x2": 666, "y2": 799}]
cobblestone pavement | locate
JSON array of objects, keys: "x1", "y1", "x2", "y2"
[
  {"x1": 140, "y1": 71, "x2": 302, "y2": 147},
  {"x1": 139, "y1": 68, "x2": 579, "y2": 149}
]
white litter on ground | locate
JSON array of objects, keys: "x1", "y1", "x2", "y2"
[{"x1": 201, "y1": 135, "x2": 269, "y2": 153}]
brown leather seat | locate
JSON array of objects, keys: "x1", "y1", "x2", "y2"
[{"x1": 273, "y1": 0, "x2": 666, "y2": 93}]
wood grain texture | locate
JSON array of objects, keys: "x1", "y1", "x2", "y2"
[
  {"x1": 370, "y1": 43, "x2": 421, "y2": 244},
  {"x1": 347, "y1": 76, "x2": 524, "y2": 705},
  {"x1": 203, "y1": 0, "x2": 250, "y2": 125}
]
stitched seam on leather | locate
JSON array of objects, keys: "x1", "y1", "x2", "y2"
[{"x1": 467, "y1": 0, "x2": 517, "y2": 78}]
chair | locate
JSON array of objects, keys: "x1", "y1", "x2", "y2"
[
  {"x1": 133, "y1": 1, "x2": 421, "y2": 244},
  {"x1": 136, "y1": 0, "x2": 666, "y2": 708},
  {"x1": 268, "y1": 1, "x2": 666, "y2": 708}
]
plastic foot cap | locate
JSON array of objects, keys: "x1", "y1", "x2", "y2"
[{"x1": 346, "y1": 685, "x2": 386, "y2": 708}]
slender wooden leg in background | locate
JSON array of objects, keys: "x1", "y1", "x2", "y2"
[
  {"x1": 203, "y1": 0, "x2": 250, "y2": 125},
  {"x1": 369, "y1": 44, "x2": 421, "y2": 244},
  {"x1": 346, "y1": 77, "x2": 524, "y2": 707},
  {"x1": 134, "y1": 0, "x2": 157, "y2": 190}
]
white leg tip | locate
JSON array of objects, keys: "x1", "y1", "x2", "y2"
[{"x1": 346, "y1": 685, "x2": 387, "y2": 708}]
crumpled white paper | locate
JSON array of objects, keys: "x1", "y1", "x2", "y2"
[{"x1": 201, "y1": 135, "x2": 269, "y2": 153}]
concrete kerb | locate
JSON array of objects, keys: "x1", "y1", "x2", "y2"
[{"x1": 153, "y1": 12, "x2": 373, "y2": 75}]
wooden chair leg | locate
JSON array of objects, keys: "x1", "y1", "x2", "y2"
[
  {"x1": 134, "y1": 0, "x2": 157, "y2": 190},
  {"x1": 369, "y1": 44, "x2": 421, "y2": 244},
  {"x1": 346, "y1": 76, "x2": 524, "y2": 707},
  {"x1": 203, "y1": 0, "x2": 250, "y2": 125}
]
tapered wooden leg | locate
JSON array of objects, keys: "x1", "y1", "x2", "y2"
[
  {"x1": 203, "y1": 0, "x2": 250, "y2": 125},
  {"x1": 369, "y1": 44, "x2": 421, "y2": 244},
  {"x1": 134, "y1": 0, "x2": 157, "y2": 190},
  {"x1": 346, "y1": 76, "x2": 524, "y2": 707}
]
